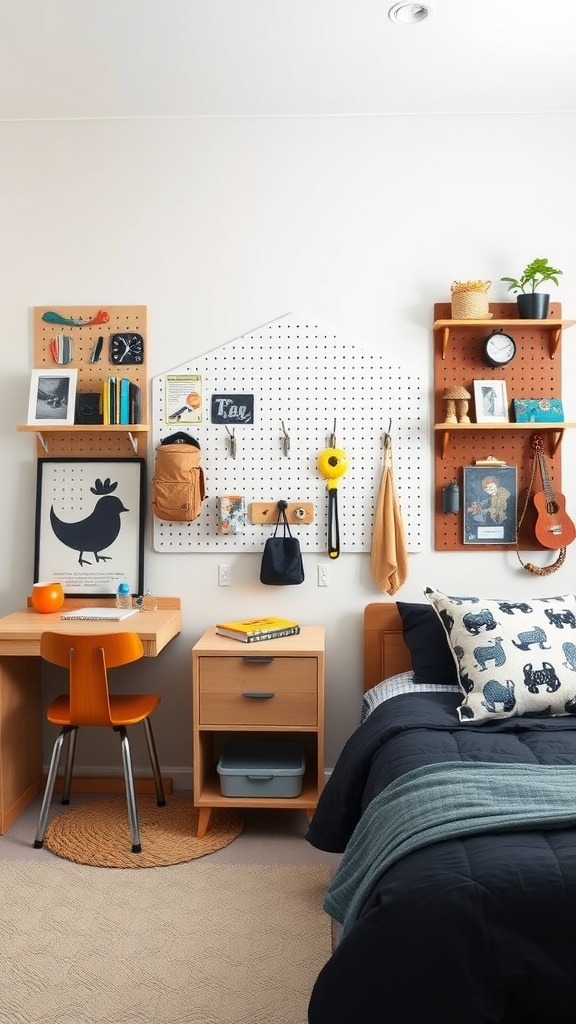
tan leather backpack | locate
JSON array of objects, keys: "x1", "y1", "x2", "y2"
[{"x1": 151, "y1": 432, "x2": 206, "y2": 522}]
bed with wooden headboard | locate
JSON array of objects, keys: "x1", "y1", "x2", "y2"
[
  {"x1": 363, "y1": 601, "x2": 411, "y2": 690},
  {"x1": 307, "y1": 599, "x2": 576, "y2": 1024}
]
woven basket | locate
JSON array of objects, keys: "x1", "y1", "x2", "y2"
[{"x1": 451, "y1": 280, "x2": 491, "y2": 319}]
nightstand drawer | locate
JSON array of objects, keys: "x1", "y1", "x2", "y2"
[
  {"x1": 200, "y1": 690, "x2": 317, "y2": 726},
  {"x1": 198, "y1": 656, "x2": 318, "y2": 726}
]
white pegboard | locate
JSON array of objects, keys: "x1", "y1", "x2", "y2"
[{"x1": 152, "y1": 314, "x2": 425, "y2": 552}]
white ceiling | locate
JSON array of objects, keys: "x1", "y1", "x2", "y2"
[{"x1": 1, "y1": 0, "x2": 576, "y2": 120}]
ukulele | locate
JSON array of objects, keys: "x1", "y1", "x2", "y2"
[{"x1": 531, "y1": 434, "x2": 576, "y2": 549}]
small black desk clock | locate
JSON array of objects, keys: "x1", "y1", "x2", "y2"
[
  {"x1": 110, "y1": 333, "x2": 144, "y2": 365},
  {"x1": 483, "y1": 330, "x2": 516, "y2": 368}
]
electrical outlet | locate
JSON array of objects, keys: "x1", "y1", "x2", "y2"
[
  {"x1": 218, "y1": 563, "x2": 231, "y2": 587},
  {"x1": 317, "y1": 564, "x2": 330, "y2": 587}
]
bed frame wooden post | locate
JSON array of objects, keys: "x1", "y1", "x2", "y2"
[{"x1": 363, "y1": 603, "x2": 411, "y2": 691}]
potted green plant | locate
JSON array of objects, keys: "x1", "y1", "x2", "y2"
[{"x1": 501, "y1": 258, "x2": 563, "y2": 319}]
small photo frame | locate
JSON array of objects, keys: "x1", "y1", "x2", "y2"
[
  {"x1": 27, "y1": 369, "x2": 77, "y2": 426},
  {"x1": 463, "y1": 465, "x2": 517, "y2": 545},
  {"x1": 473, "y1": 379, "x2": 509, "y2": 423}
]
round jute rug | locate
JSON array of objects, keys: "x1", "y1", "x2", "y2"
[{"x1": 43, "y1": 795, "x2": 244, "y2": 868}]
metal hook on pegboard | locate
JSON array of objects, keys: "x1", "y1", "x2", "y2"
[
  {"x1": 225, "y1": 426, "x2": 237, "y2": 458},
  {"x1": 280, "y1": 421, "x2": 291, "y2": 457}
]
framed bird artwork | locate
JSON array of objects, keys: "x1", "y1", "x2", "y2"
[{"x1": 34, "y1": 458, "x2": 146, "y2": 596}]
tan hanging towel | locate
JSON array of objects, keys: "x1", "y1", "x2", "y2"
[{"x1": 370, "y1": 435, "x2": 408, "y2": 595}]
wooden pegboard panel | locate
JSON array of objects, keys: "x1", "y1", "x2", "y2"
[
  {"x1": 28, "y1": 305, "x2": 147, "y2": 457},
  {"x1": 434, "y1": 302, "x2": 572, "y2": 550}
]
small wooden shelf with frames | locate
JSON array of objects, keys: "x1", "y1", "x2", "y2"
[
  {"x1": 17, "y1": 305, "x2": 148, "y2": 457},
  {"x1": 433, "y1": 301, "x2": 575, "y2": 551}
]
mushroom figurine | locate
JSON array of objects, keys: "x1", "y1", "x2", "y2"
[{"x1": 443, "y1": 384, "x2": 471, "y2": 424}]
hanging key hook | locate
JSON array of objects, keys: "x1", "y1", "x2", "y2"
[
  {"x1": 225, "y1": 426, "x2": 237, "y2": 458},
  {"x1": 280, "y1": 420, "x2": 291, "y2": 457}
]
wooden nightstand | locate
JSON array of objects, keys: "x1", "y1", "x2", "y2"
[{"x1": 192, "y1": 626, "x2": 325, "y2": 837}]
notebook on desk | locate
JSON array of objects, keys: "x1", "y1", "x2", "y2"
[{"x1": 60, "y1": 607, "x2": 138, "y2": 621}]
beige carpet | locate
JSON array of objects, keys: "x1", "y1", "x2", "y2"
[
  {"x1": 44, "y1": 795, "x2": 244, "y2": 867},
  {"x1": 0, "y1": 859, "x2": 332, "y2": 1024}
]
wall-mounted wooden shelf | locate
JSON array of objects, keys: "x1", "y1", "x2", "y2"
[
  {"x1": 434, "y1": 422, "x2": 576, "y2": 460},
  {"x1": 16, "y1": 423, "x2": 149, "y2": 456},
  {"x1": 434, "y1": 317, "x2": 576, "y2": 360}
]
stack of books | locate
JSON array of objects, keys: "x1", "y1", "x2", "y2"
[
  {"x1": 101, "y1": 378, "x2": 141, "y2": 425},
  {"x1": 215, "y1": 616, "x2": 300, "y2": 643}
]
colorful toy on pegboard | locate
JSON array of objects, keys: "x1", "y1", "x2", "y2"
[{"x1": 42, "y1": 309, "x2": 110, "y2": 327}]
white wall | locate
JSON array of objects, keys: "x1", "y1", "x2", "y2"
[{"x1": 2, "y1": 112, "x2": 575, "y2": 779}]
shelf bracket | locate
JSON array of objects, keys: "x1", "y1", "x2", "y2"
[
  {"x1": 36, "y1": 432, "x2": 49, "y2": 455},
  {"x1": 550, "y1": 429, "x2": 564, "y2": 456},
  {"x1": 128, "y1": 432, "x2": 138, "y2": 455},
  {"x1": 440, "y1": 327, "x2": 450, "y2": 360},
  {"x1": 440, "y1": 430, "x2": 450, "y2": 460},
  {"x1": 550, "y1": 327, "x2": 561, "y2": 359}
]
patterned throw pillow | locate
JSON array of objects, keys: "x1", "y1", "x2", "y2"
[{"x1": 425, "y1": 587, "x2": 576, "y2": 723}]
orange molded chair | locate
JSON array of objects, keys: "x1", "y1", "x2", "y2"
[{"x1": 34, "y1": 631, "x2": 165, "y2": 854}]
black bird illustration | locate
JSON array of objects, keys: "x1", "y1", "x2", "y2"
[{"x1": 50, "y1": 477, "x2": 129, "y2": 566}]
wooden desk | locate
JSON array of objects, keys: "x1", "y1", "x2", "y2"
[{"x1": 0, "y1": 597, "x2": 181, "y2": 833}]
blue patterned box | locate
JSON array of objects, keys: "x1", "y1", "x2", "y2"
[{"x1": 513, "y1": 398, "x2": 564, "y2": 423}]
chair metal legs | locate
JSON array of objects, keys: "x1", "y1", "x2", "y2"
[
  {"x1": 33, "y1": 726, "x2": 76, "y2": 849},
  {"x1": 33, "y1": 719, "x2": 165, "y2": 855},
  {"x1": 143, "y1": 717, "x2": 166, "y2": 807},
  {"x1": 62, "y1": 728, "x2": 77, "y2": 804},
  {"x1": 118, "y1": 725, "x2": 142, "y2": 853},
  {"x1": 117, "y1": 717, "x2": 166, "y2": 854}
]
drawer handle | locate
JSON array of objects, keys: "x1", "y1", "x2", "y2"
[
  {"x1": 241, "y1": 657, "x2": 274, "y2": 664},
  {"x1": 241, "y1": 691, "x2": 276, "y2": 700},
  {"x1": 246, "y1": 774, "x2": 274, "y2": 782}
]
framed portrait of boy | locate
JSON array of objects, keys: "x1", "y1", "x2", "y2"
[{"x1": 463, "y1": 465, "x2": 518, "y2": 545}]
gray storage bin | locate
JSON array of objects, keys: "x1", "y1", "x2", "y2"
[{"x1": 217, "y1": 740, "x2": 306, "y2": 798}]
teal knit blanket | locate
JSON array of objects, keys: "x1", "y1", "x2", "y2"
[{"x1": 324, "y1": 760, "x2": 576, "y2": 937}]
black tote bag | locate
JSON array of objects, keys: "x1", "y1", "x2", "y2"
[{"x1": 260, "y1": 503, "x2": 305, "y2": 586}]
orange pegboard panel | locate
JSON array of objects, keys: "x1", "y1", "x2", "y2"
[
  {"x1": 30, "y1": 305, "x2": 148, "y2": 457},
  {"x1": 433, "y1": 302, "x2": 572, "y2": 551}
]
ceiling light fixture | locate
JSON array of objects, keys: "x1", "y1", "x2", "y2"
[{"x1": 388, "y1": 2, "x2": 433, "y2": 24}]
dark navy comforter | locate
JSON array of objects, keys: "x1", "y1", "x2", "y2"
[{"x1": 306, "y1": 692, "x2": 576, "y2": 1024}]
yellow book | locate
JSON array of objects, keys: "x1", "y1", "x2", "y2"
[
  {"x1": 102, "y1": 380, "x2": 109, "y2": 425},
  {"x1": 215, "y1": 616, "x2": 300, "y2": 643}
]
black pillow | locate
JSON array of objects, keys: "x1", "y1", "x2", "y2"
[{"x1": 397, "y1": 602, "x2": 459, "y2": 686}]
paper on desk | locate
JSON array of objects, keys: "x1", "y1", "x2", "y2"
[{"x1": 60, "y1": 607, "x2": 138, "y2": 621}]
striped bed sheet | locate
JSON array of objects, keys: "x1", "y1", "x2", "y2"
[{"x1": 361, "y1": 671, "x2": 459, "y2": 723}]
